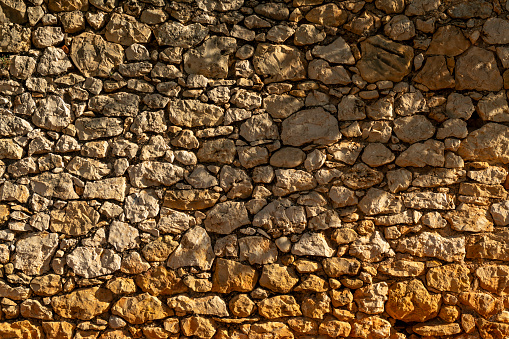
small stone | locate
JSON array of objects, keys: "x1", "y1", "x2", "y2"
[
  {"x1": 167, "y1": 226, "x2": 214, "y2": 270},
  {"x1": 229, "y1": 294, "x2": 255, "y2": 317},
  {"x1": 384, "y1": 15, "x2": 415, "y2": 40},
  {"x1": 258, "y1": 295, "x2": 302, "y2": 319},
  {"x1": 322, "y1": 257, "x2": 361, "y2": 277},
  {"x1": 361, "y1": 143, "x2": 395, "y2": 167}
]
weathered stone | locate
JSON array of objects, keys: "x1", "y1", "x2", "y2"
[
  {"x1": 459, "y1": 291, "x2": 503, "y2": 318},
  {"x1": 477, "y1": 91, "x2": 509, "y2": 122},
  {"x1": 458, "y1": 123, "x2": 509, "y2": 163},
  {"x1": 204, "y1": 201, "x2": 249, "y2": 234},
  {"x1": 32, "y1": 27, "x2": 63, "y2": 49},
  {"x1": 30, "y1": 274, "x2": 62, "y2": 297},
  {"x1": 83, "y1": 177, "x2": 126, "y2": 202},
  {"x1": 0, "y1": 280, "x2": 30, "y2": 300},
  {"x1": 308, "y1": 59, "x2": 351, "y2": 85},
  {"x1": 378, "y1": 259, "x2": 426, "y2": 277},
  {"x1": 253, "y1": 44, "x2": 307, "y2": 83},
  {"x1": 258, "y1": 295, "x2": 302, "y2": 319},
  {"x1": 169, "y1": 100, "x2": 223, "y2": 128},
  {"x1": 197, "y1": 0, "x2": 243, "y2": 11},
  {"x1": 212, "y1": 258, "x2": 258, "y2": 293},
  {"x1": 163, "y1": 189, "x2": 220, "y2": 210},
  {"x1": 0, "y1": 138, "x2": 23, "y2": 159},
  {"x1": 397, "y1": 231, "x2": 465, "y2": 262},
  {"x1": 167, "y1": 226, "x2": 214, "y2": 270},
  {"x1": 154, "y1": 22, "x2": 208, "y2": 48},
  {"x1": 427, "y1": 264, "x2": 471, "y2": 293},
  {"x1": 349, "y1": 231, "x2": 393, "y2": 262},
  {"x1": 75, "y1": 117, "x2": 124, "y2": 140},
  {"x1": 71, "y1": 32, "x2": 124, "y2": 77},
  {"x1": 414, "y1": 55, "x2": 455, "y2": 90},
  {"x1": 384, "y1": 15, "x2": 415, "y2": 40},
  {"x1": 50, "y1": 201, "x2": 99, "y2": 236},
  {"x1": 396, "y1": 140, "x2": 445, "y2": 167},
  {"x1": 66, "y1": 156, "x2": 111, "y2": 181},
  {"x1": 51, "y1": 287, "x2": 113, "y2": 321},
  {"x1": 105, "y1": 13, "x2": 151, "y2": 45},
  {"x1": 312, "y1": 37, "x2": 354, "y2": 64},
  {"x1": 14, "y1": 232, "x2": 59, "y2": 276},
  {"x1": 361, "y1": 142, "x2": 395, "y2": 167},
  {"x1": 240, "y1": 113, "x2": 278, "y2": 141},
  {"x1": 112, "y1": 293, "x2": 170, "y2": 324},
  {"x1": 264, "y1": 94, "x2": 304, "y2": 119},
  {"x1": 184, "y1": 36, "x2": 236, "y2": 78},
  {"x1": 444, "y1": 204, "x2": 493, "y2": 232},
  {"x1": 354, "y1": 282, "x2": 388, "y2": 314},
  {"x1": 413, "y1": 323, "x2": 461, "y2": 336},
  {"x1": 239, "y1": 236, "x2": 278, "y2": 265},
  {"x1": 393, "y1": 115, "x2": 435, "y2": 143},
  {"x1": 357, "y1": 35, "x2": 414, "y2": 82},
  {"x1": 386, "y1": 279, "x2": 441, "y2": 322},
  {"x1": 181, "y1": 316, "x2": 216, "y2": 338},
  {"x1": 67, "y1": 247, "x2": 120, "y2": 278},
  {"x1": 476, "y1": 265, "x2": 509, "y2": 295},
  {"x1": 42, "y1": 321, "x2": 74, "y2": 339},
  {"x1": 466, "y1": 231, "x2": 509, "y2": 261},
  {"x1": 426, "y1": 25, "x2": 470, "y2": 56},
  {"x1": 358, "y1": 188, "x2": 403, "y2": 216},
  {"x1": 483, "y1": 18, "x2": 509, "y2": 44},
  {"x1": 281, "y1": 108, "x2": 340, "y2": 146},
  {"x1": 20, "y1": 299, "x2": 53, "y2": 320},
  {"x1": 253, "y1": 199, "x2": 307, "y2": 235},
  {"x1": 0, "y1": 23, "x2": 30, "y2": 53},
  {"x1": 329, "y1": 186, "x2": 358, "y2": 208},
  {"x1": 89, "y1": 92, "x2": 140, "y2": 117},
  {"x1": 455, "y1": 46, "x2": 503, "y2": 91},
  {"x1": 168, "y1": 295, "x2": 228, "y2": 317},
  {"x1": 128, "y1": 162, "x2": 185, "y2": 188},
  {"x1": 343, "y1": 163, "x2": 384, "y2": 190},
  {"x1": 322, "y1": 257, "x2": 361, "y2": 277},
  {"x1": 135, "y1": 266, "x2": 188, "y2": 296}
]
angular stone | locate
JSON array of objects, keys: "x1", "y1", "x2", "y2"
[
  {"x1": 212, "y1": 258, "x2": 258, "y2": 293},
  {"x1": 258, "y1": 295, "x2": 301, "y2": 319},
  {"x1": 444, "y1": 204, "x2": 493, "y2": 232},
  {"x1": 358, "y1": 188, "x2": 403, "y2": 216},
  {"x1": 459, "y1": 291, "x2": 503, "y2": 319},
  {"x1": 168, "y1": 99, "x2": 224, "y2": 128},
  {"x1": 329, "y1": 186, "x2": 358, "y2": 208},
  {"x1": 135, "y1": 266, "x2": 188, "y2": 296},
  {"x1": 393, "y1": 115, "x2": 435, "y2": 143},
  {"x1": 414, "y1": 55, "x2": 455, "y2": 90},
  {"x1": 491, "y1": 200, "x2": 509, "y2": 226},
  {"x1": 83, "y1": 177, "x2": 126, "y2": 202},
  {"x1": 181, "y1": 316, "x2": 216, "y2": 339},
  {"x1": 264, "y1": 94, "x2": 304, "y2": 119},
  {"x1": 167, "y1": 226, "x2": 214, "y2": 270},
  {"x1": 240, "y1": 113, "x2": 278, "y2": 142},
  {"x1": 427, "y1": 264, "x2": 471, "y2": 292},
  {"x1": 112, "y1": 293, "x2": 170, "y2": 324},
  {"x1": 0, "y1": 23, "x2": 30, "y2": 53},
  {"x1": 396, "y1": 140, "x2": 445, "y2": 167},
  {"x1": 204, "y1": 201, "x2": 249, "y2": 234},
  {"x1": 108, "y1": 221, "x2": 139, "y2": 252},
  {"x1": 361, "y1": 143, "x2": 394, "y2": 167},
  {"x1": 14, "y1": 232, "x2": 59, "y2": 276},
  {"x1": 0, "y1": 139, "x2": 23, "y2": 159},
  {"x1": 476, "y1": 265, "x2": 509, "y2": 295},
  {"x1": 51, "y1": 287, "x2": 113, "y2": 321},
  {"x1": 75, "y1": 117, "x2": 123, "y2": 141},
  {"x1": 167, "y1": 295, "x2": 228, "y2": 317},
  {"x1": 357, "y1": 35, "x2": 414, "y2": 82},
  {"x1": 49, "y1": 0, "x2": 87, "y2": 11},
  {"x1": 154, "y1": 22, "x2": 208, "y2": 48},
  {"x1": 397, "y1": 231, "x2": 465, "y2": 262},
  {"x1": 337, "y1": 95, "x2": 366, "y2": 121},
  {"x1": 128, "y1": 161, "x2": 185, "y2": 188},
  {"x1": 477, "y1": 91, "x2": 509, "y2": 122},
  {"x1": 384, "y1": 14, "x2": 415, "y2": 40},
  {"x1": 312, "y1": 37, "x2": 354, "y2": 64},
  {"x1": 386, "y1": 279, "x2": 441, "y2": 322},
  {"x1": 50, "y1": 201, "x2": 99, "y2": 236},
  {"x1": 88, "y1": 92, "x2": 140, "y2": 117},
  {"x1": 20, "y1": 299, "x2": 53, "y2": 320},
  {"x1": 458, "y1": 123, "x2": 509, "y2": 163},
  {"x1": 105, "y1": 13, "x2": 151, "y2": 45},
  {"x1": 32, "y1": 27, "x2": 64, "y2": 49},
  {"x1": 197, "y1": 138, "x2": 236, "y2": 164},
  {"x1": 253, "y1": 199, "x2": 307, "y2": 235},
  {"x1": 308, "y1": 59, "x2": 351, "y2": 85},
  {"x1": 124, "y1": 190, "x2": 159, "y2": 223},
  {"x1": 30, "y1": 274, "x2": 62, "y2": 297},
  {"x1": 37, "y1": 47, "x2": 73, "y2": 76},
  {"x1": 239, "y1": 236, "x2": 278, "y2": 265},
  {"x1": 66, "y1": 247, "x2": 121, "y2": 278},
  {"x1": 328, "y1": 141, "x2": 364, "y2": 165},
  {"x1": 281, "y1": 107, "x2": 340, "y2": 146},
  {"x1": 273, "y1": 169, "x2": 317, "y2": 196},
  {"x1": 292, "y1": 232, "x2": 335, "y2": 257},
  {"x1": 163, "y1": 189, "x2": 220, "y2": 210},
  {"x1": 455, "y1": 46, "x2": 503, "y2": 91},
  {"x1": 349, "y1": 231, "x2": 393, "y2": 262},
  {"x1": 426, "y1": 25, "x2": 470, "y2": 56},
  {"x1": 322, "y1": 257, "x2": 361, "y2": 277},
  {"x1": 71, "y1": 32, "x2": 124, "y2": 77},
  {"x1": 0, "y1": 114, "x2": 31, "y2": 137},
  {"x1": 402, "y1": 191, "x2": 455, "y2": 210},
  {"x1": 259, "y1": 264, "x2": 299, "y2": 293},
  {"x1": 354, "y1": 282, "x2": 388, "y2": 315},
  {"x1": 42, "y1": 321, "x2": 74, "y2": 339},
  {"x1": 184, "y1": 36, "x2": 236, "y2": 78},
  {"x1": 466, "y1": 231, "x2": 509, "y2": 261},
  {"x1": 196, "y1": 0, "x2": 243, "y2": 11},
  {"x1": 483, "y1": 18, "x2": 509, "y2": 44},
  {"x1": 253, "y1": 44, "x2": 306, "y2": 83},
  {"x1": 66, "y1": 157, "x2": 111, "y2": 181},
  {"x1": 378, "y1": 259, "x2": 426, "y2": 277}
]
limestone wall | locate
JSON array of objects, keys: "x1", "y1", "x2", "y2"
[{"x1": 0, "y1": 0, "x2": 508, "y2": 338}]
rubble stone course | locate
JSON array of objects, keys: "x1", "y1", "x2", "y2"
[{"x1": 1, "y1": 0, "x2": 509, "y2": 338}]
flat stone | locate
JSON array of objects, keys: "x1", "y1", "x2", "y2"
[
  {"x1": 393, "y1": 115, "x2": 435, "y2": 143},
  {"x1": 184, "y1": 36, "x2": 236, "y2": 78},
  {"x1": 154, "y1": 22, "x2": 208, "y2": 48},
  {"x1": 308, "y1": 59, "x2": 351, "y2": 85},
  {"x1": 483, "y1": 18, "x2": 509, "y2": 44},
  {"x1": 358, "y1": 188, "x2": 403, "y2": 215},
  {"x1": 386, "y1": 279, "x2": 441, "y2": 322},
  {"x1": 83, "y1": 177, "x2": 126, "y2": 202},
  {"x1": 426, "y1": 25, "x2": 470, "y2": 56},
  {"x1": 105, "y1": 13, "x2": 151, "y2": 46},
  {"x1": 273, "y1": 169, "x2": 317, "y2": 196},
  {"x1": 305, "y1": 3, "x2": 347, "y2": 26},
  {"x1": 128, "y1": 161, "x2": 185, "y2": 188},
  {"x1": 444, "y1": 204, "x2": 493, "y2": 232},
  {"x1": 168, "y1": 99, "x2": 223, "y2": 127},
  {"x1": 50, "y1": 201, "x2": 99, "y2": 236},
  {"x1": 263, "y1": 94, "x2": 304, "y2": 119},
  {"x1": 414, "y1": 55, "x2": 455, "y2": 90},
  {"x1": 167, "y1": 226, "x2": 214, "y2": 270},
  {"x1": 51, "y1": 287, "x2": 113, "y2": 321},
  {"x1": 167, "y1": 295, "x2": 228, "y2": 317},
  {"x1": 413, "y1": 323, "x2": 461, "y2": 337},
  {"x1": 260, "y1": 263, "x2": 299, "y2": 293},
  {"x1": 396, "y1": 140, "x2": 445, "y2": 167},
  {"x1": 491, "y1": 200, "x2": 509, "y2": 226},
  {"x1": 281, "y1": 107, "x2": 340, "y2": 146},
  {"x1": 361, "y1": 143, "x2": 395, "y2": 167},
  {"x1": 322, "y1": 257, "x2": 361, "y2": 277},
  {"x1": 163, "y1": 189, "x2": 220, "y2": 210},
  {"x1": 212, "y1": 258, "x2": 258, "y2": 293},
  {"x1": 67, "y1": 247, "x2": 121, "y2": 278},
  {"x1": 66, "y1": 156, "x2": 111, "y2": 181},
  {"x1": 112, "y1": 293, "x2": 170, "y2": 324},
  {"x1": 357, "y1": 35, "x2": 414, "y2": 82},
  {"x1": 135, "y1": 266, "x2": 188, "y2": 296},
  {"x1": 49, "y1": 0, "x2": 88, "y2": 11},
  {"x1": 204, "y1": 201, "x2": 249, "y2": 234},
  {"x1": 0, "y1": 139, "x2": 23, "y2": 159},
  {"x1": 476, "y1": 265, "x2": 509, "y2": 295},
  {"x1": 253, "y1": 199, "x2": 307, "y2": 235},
  {"x1": 426, "y1": 264, "x2": 471, "y2": 292},
  {"x1": 197, "y1": 138, "x2": 236, "y2": 164},
  {"x1": 477, "y1": 91, "x2": 509, "y2": 122},
  {"x1": 253, "y1": 44, "x2": 307, "y2": 83},
  {"x1": 378, "y1": 259, "x2": 426, "y2": 277},
  {"x1": 292, "y1": 232, "x2": 335, "y2": 257},
  {"x1": 71, "y1": 32, "x2": 124, "y2": 77},
  {"x1": 108, "y1": 221, "x2": 139, "y2": 252},
  {"x1": 0, "y1": 23, "x2": 30, "y2": 53},
  {"x1": 455, "y1": 46, "x2": 503, "y2": 91},
  {"x1": 88, "y1": 92, "x2": 140, "y2": 117},
  {"x1": 197, "y1": 0, "x2": 244, "y2": 11},
  {"x1": 258, "y1": 295, "x2": 301, "y2": 319},
  {"x1": 75, "y1": 117, "x2": 124, "y2": 141},
  {"x1": 397, "y1": 231, "x2": 465, "y2": 262},
  {"x1": 270, "y1": 147, "x2": 305, "y2": 168},
  {"x1": 466, "y1": 231, "x2": 509, "y2": 261},
  {"x1": 14, "y1": 232, "x2": 59, "y2": 275}
]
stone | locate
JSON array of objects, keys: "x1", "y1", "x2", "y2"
[
  {"x1": 20, "y1": 300, "x2": 53, "y2": 320},
  {"x1": 255, "y1": 3, "x2": 289, "y2": 20},
  {"x1": 308, "y1": 59, "x2": 351, "y2": 85},
  {"x1": 196, "y1": 0, "x2": 243, "y2": 11},
  {"x1": 354, "y1": 282, "x2": 389, "y2": 314},
  {"x1": 483, "y1": 18, "x2": 509, "y2": 44},
  {"x1": 328, "y1": 141, "x2": 363, "y2": 165},
  {"x1": 294, "y1": 24, "x2": 325, "y2": 46},
  {"x1": 197, "y1": 139, "x2": 236, "y2": 164},
  {"x1": 343, "y1": 163, "x2": 384, "y2": 190},
  {"x1": 320, "y1": 320, "x2": 351, "y2": 337},
  {"x1": 491, "y1": 200, "x2": 509, "y2": 226},
  {"x1": 292, "y1": 232, "x2": 335, "y2": 257},
  {"x1": 253, "y1": 199, "x2": 307, "y2": 235},
  {"x1": 459, "y1": 291, "x2": 503, "y2": 318},
  {"x1": 264, "y1": 94, "x2": 304, "y2": 119},
  {"x1": 446, "y1": 93, "x2": 475, "y2": 119},
  {"x1": 105, "y1": 13, "x2": 151, "y2": 45},
  {"x1": 167, "y1": 295, "x2": 228, "y2": 317},
  {"x1": 239, "y1": 236, "x2": 277, "y2": 265},
  {"x1": 60, "y1": 11, "x2": 85, "y2": 33},
  {"x1": 0, "y1": 139, "x2": 23, "y2": 159},
  {"x1": 184, "y1": 36, "x2": 236, "y2": 78},
  {"x1": 458, "y1": 123, "x2": 509, "y2": 163},
  {"x1": 88, "y1": 92, "x2": 140, "y2": 117},
  {"x1": 349, "y1": 231, "x2": 393, "y2": 262},
  {"x1": 32, "y1": 27, "x2": 63, "y2": 48},
  {"x1": 204, "y1": 201, "x2": 249, "y2": 234},
  {"x1": 444, "y1": 204, "x2": 493, "y2": 232},
  {"x1": 414, "y1": 55, "x2": 455, "y2": 90},
  {"x1": 128, "y1": 162, "x2": 185, "y2": 188},
  {"x1": 455, "y1": 47, "x2": 503, "y2": 91},
  {"x1": 253, "y1": 44, "x2": 306, "y2": 83},
  {"x1": 436, "y1": 118, "x2": 468, "y2": 139},
  {"x1": 396, "y1": 140, "x2": 445, "y2": 167},
  {"x1": 386, "y1": 279, "x2": 441, "y2": 322},
  {"x1": 67, "y1": 247, "x2": 121, "y2": 278},
  {"x1": 66, "y1": 157, "x2": 111, "y2": 181},
  {"x1": 476, "y1": 265, "x2": 509, "y2": 295},
  {"x1": 322, "y1": 257, "x2": 361, "y2": 277},
  {"x1": 395, "y1": 91, "x2": 428, "y2": 116},
  {"x1": 181, "y1": 316, "x2": 216, "y2": 338},
  {"x1": 378, "y1": 259, "x2": 426, "y2": 277},
  {"x1": 397, "y1": 231, "x2": 465, "y2": 262},
  {"x1": 83, "y1": 177, "x2": 126, "y2": 202},
  {"x1": 393, "y1": 115, "x2": 435, "y2": 143},
  {"x1": 30, "y1": 274, "x2": 62, "y2": 297},
  {"x1": 124, "y1": 190, "x2": 159, "y2": 223},
  {"x1": 329, "y1": 186, "x2": 358, "y2": 207},
  {"x1": 167, "y1": 226, "x2": 214, "y2": 270},
  {"x1": 154, "y1": 22, "x2": 208, "y2": 48},
  {"x1": 384, "y1": 15, "x2": 415, "y2": 40},
  {"x1": 270, "y1": 147, "x2": 305, "y2": 168},
  {"x1": 240, "y1": 113, "x2": 278, "y2": 142},
  {"x1": 229, "y1": 294, "x2": 255, "y2": 317},
  {"x1": 273, "y1": 169, "x2": 317, "y2": 196},
  {"x1": 212, "y1": 258, "x2": 258, "y2": 293},
  {"x1": 50, "y1": 201, "x2": 99, "y2": 236},
  {"x1": 51, "y1": 287, "x2": 113, "y2": 321},
  {"x1": 163, "y1": 189, "x2": 220, "y2": 210},
  {"x1": 427, "y1": 264, "x2": 471, "y2": 292},
  {"x1": 71, "y1": 32, "x2": 124, "y2": 77},
  {"x1": 135, "y1": 266, "x2": 188, "y2": 296},
  {"x1": 306, "y1": 3, "x2": 347, "y2": 26},
  {"x1": 361, "y1": 143, "x2": 395, "y2": 167},
  {"x1": 465, "y1": 231, "x2": 509, "y2": 261},
  {"x1": 0, "y1": 280, "x2": 30, "y2": 300},
  {"x1": 14, "y1": 232, "x2": 59, "y2": 275},
  {"x1": 477, "y1": 91, "x2": 509, "y2": 122},
  {"x1": 112, "y1": 293, "x2": 170, "y2": 324},
  {"x1": 258, "y1": 295, "x2": 302, "y2": 318},
  {"x1": 75, "y1": 117, "x2": 124, "y2": 140},
  {"x1": 426, "y1": 25, "x2": 470, "y2": 56},
  {"x1": 358, "y1": 188, "x2": 403, "y2": 216},
  {"x1": 402, "y1": 191, "x2": 455, "y2": 210},
  {"x1": 413, "y1": 323, "x2": 461, "y2": 336},
  {"x1": 281, "y1": 107, "x2": 340, "y2": 146},
  {"x1": 108, "y1": 221, "x2": 139, "y2": 252},
  {"x1": 0, "y1": 23, "x2": 30, "y2": 53},
  {"x1": 357, "y1": 35, "x2": 414, "y2": 82},
  {"x1": 9, "y1": 55, "x2": 35, "y2": 80},
  {"x1": 42, "y1": 321, "x2": 75, "y2": 339}
]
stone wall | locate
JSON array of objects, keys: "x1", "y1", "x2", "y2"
[{"x1": 0, "y1": 0, "x2": 508, "y2": 338}]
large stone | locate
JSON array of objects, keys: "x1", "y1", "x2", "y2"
[
  {"x1": 37, "y1": 46, "x2": 73, "y2": 76},
  {"x1": 386, "y1": 279, "x2": 441, "y2": 322},
  {"x1": 281, "y1": 108, "x2": 340, "y2": 146},
  {"x1": 88, "y1": 92, "x2": 140, "y2": 117},
  {"x1": 308, "y1": 59, "x2": 351, "y2": 85},
  {"x1": 167, "y1": 226, "x2": 215, "y2": 270},
  {"x1": 458, "y1": 123, "x2": 509, "y2": 163},
  {"x1": 197, "y1": 138, "x2": 236, "y2": 164},
  {"x1": 354, "y1": 282, "x2": 389, "y2": 315},
  {"x1": 167, "y1": 295, "x2": 228, "y2": 317},
  {"x1": 426, "y1": 264, "x2": 471, "y2": 292},
  {"x1": 204, "y1": 201, "x2": 249, "y2": 234},
  {"x1": 312, "y1": 37, "x2": 354, "y2": 64},
  {"x1": 184, "y1": 36, "x2": 236, "y2": 78},
  {"x1": 135, "y1": 266, "x2": 188, "y2": 296},
  {"x1": 212, "y1": 258, "x2": 258, "y2": 293},
  {"x1": 0, "y1": 138, "x2": 23, "y2": 159},
  {"x1": 483, "y1": 18, "x2": 509, "y2": 44},
  {"x1": 466, "y1": 231, "x2": 509, "y2": 261},
  {"x1": 396, "y1": 140, "x2": 445, "y2": 167},
  {"x1": 357, "y1": 35, "x2": 414, "y2": 82},
  {"x1": 444, "y1": 204, "x2": 493, "y2": 233},
  {"x1": 31, "y1": 173, "x2": 79, "y2": 200},
  {"x1": 397, "y1": 232, "x2": 465, "y2": 262},
  {"x1": 273, "y1": 169, "x2": 317, "y2": 196},
  {"x1": 50, "y1": 201, "x2": 99, "y2": 236},
  {"x1": 258, "y1": 295, "x2": 302, "y2": 319},
  {"x1": 66, "y1": 157, "x2": 111, "y2": 181},
  {"x1": 455, "y1": 46, "x2": 503, "y2": 91},
  {"x1": 105, "y1": 13, "x2": 151, "y2": 45},
  {"x1": 0, "y1": 113, "x2": 32, "y2": 137},
  {"x1": 413, "y1": 55, "x2": 455, "y2": 90},
  {"x1": 108, "y1": 221, "x2": 139, "y2": 252},
  {"x1": 14, "y1": 232, "x2": 59, "y2": 275},
  {"x1": 402, "y1": 191, "x2": 455, "y2": 210},
  {"x1": 0, "y1": 0, "x2": 26, "y2": 24},
  {"x1": 349, "y1": 231, "x2": 393, "y2": 262},
  {"x1": 48, "y1": 0, "x2": 88, "y2": 11},
  {"x1": 476, "y1": 265, "x2": 509, "y2": 295},
  {"x1": 253, "y1": 199, "x2": 307, "y2": 235},
  {"x1": 66, "y1": 247, "x2": 121, "y2": 278},
  {"x1": 393, "y1": 115, "x2": 435, "y2": 143},
  {"x1": 75, "y1": 117, "x2": 124, "y2": 140},
  {"x1": 358, "y1": 188, "x2": 403, "y2": 215},
  {"x1": 292, "y1": 232, "x2": 335, "y2": 257},
  {"x1": 459, "y1": 291, "x2": 503, "y2": 319},
  {"x1": 426, "y1": 25, "x2": 470, "y2": 56},
  {"x1": 83, "y1": 177, "x2": 126, "y2": 202},
  {"x1": 253, "y1": 44, "x2": 307, "y2": 83},
  {"x1": 32, "y1": 27, "x2": 64, "y2": 49},
  {"x1": 51, "y1": 287, "x2": 113, "y2": 321},
  {"x1": 112, "y1": 293, "x2": 171, "y2": 324},
  {"x1": 0, "y1": 23, "x2": 30, "y2": 52},
  {"x1": 240, "y1": 113, "x2": 278, "y2": 142},
  {"x1": 154, "y1": 22, "x2": 208, "y2": 48},
  {"x1": 322, "y1": 257, "x2": 361, "y2": 277},
  {"x1": 128, "y1": 161, "x2": 185, "y2": 188},
  {"x1": 71, "y1": 33, "x2": 124, "y2": 78},
  {"x1": 260, "y1": 264, "x2": 299, "y2": 293},
  {"x1": 239, "y1": 236, "x2": 278, "y2": 265},
  {"x1": 168, "y1": 99, "x2": 223, "y2": 127},
  {"x1": 196, "y1": 0, "x2": 243, "y2": 11}
]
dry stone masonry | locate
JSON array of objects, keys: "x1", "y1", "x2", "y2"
[{"x1": 1, "y1": 0, "x2": 509, "y2": 338}]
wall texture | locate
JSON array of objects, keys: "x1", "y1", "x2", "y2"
[{"x1": 0, "y1": 0, "x2": 508, "y2": 338}]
